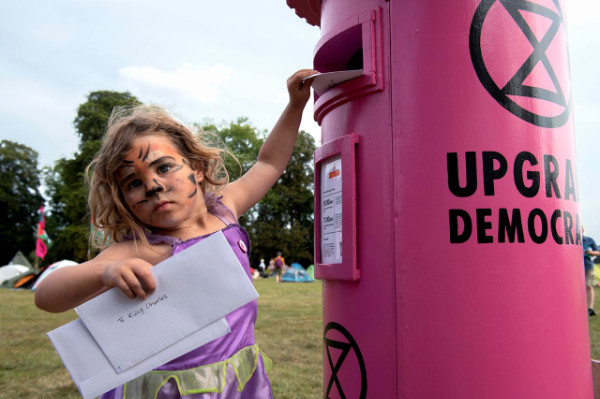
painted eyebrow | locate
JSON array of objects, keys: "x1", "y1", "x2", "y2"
[
  {"x1": 148, "y1": 156, "x2": 176, "y2": 167},
  {"x1": 118, "y1": 172, "x2": 136, "y2": 186},
  {"x1": 142, "y1": 143, "x2": 150, "y2": 161},
  {"x1": 116, "y1": 163, "x2": 134, "y2": 178}
]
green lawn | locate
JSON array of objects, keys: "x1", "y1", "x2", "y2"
[
  {"x1": 3, "y1": 281, "x2": 600, "y2": 398},
  {"x1": 588, "y1": 286, "x2": 600, "y2": 360},
  {"x1": 0, "y1": 278, "x2": 323, "y2": 399}
]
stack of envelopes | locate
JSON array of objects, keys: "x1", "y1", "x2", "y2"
[{"x1": 48, "y1": 231, "x2": 259, "y2": 399}]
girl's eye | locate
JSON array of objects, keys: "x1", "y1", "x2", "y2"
[
  {"x1": 127, "y1": 179, "x2": 142, "y2": 190},
  {"x1": 157, "y1": 164, "x2": 172, "y2": 174}
]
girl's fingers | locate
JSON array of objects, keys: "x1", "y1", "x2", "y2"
[
  {"x1": 122, "y1": 267, "x2": 154, "y2": 299},
  {"x1": 122, "y1": 270, "x2": 146, "y2": 299},
  {"x1": 102, "y1": 259, "x2": 155, "y2": 299},
  {"x1": 116, "y1": 277, "x2": 136, "y2": 299},
  {"x1": 134, "y1": 266, "x2": 156, "y2": 294},
  {"x1": 289, "y1": 69, "x2": 319, "y2": 90}
]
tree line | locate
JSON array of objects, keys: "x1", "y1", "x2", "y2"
[{"x1": 0, "y1": 91, "x2": 315, "y2": 269}]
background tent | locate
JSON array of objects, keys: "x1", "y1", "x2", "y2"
[
  {"x1": 0, "y1": 264, "x2": 34, "y2": 287},
  {"x1": 1, "y1": 269, "x2": 37, "y2": 289},
  {"x1": 10, "y1": 251, "x2": 32, "y2": 268},
  {"x1": 282, "y1": 263, "x2": 314, "y2": 283},
  {"x1": 31, "y1": 260, "x2": 78, "y2": 291},
  {"x1": 306, "y1": 264, "x2": 314, "y2": 280}
]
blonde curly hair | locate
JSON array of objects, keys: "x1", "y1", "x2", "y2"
[{"x1": 86, "y1": 105, "x2": 229, "y2": 249}]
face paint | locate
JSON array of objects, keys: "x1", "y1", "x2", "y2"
[
  {"x1": 133, "y1": 199, "x2": 148, "y2": 209},
  {"x1": 142, "y1": 143, "x2": 150, "y2": 162},
  {"x1": 170, "y1": 163, "x2": 183, "y2": 173},
  {"x1": 117, "y1": 134, "x2": 205, "y2": 230},
  {"x1": 145, "y1": 184, "x2": 164, "y2": 198},
  {"x1": 187, "y1": 173, "x2": 198, "y2": 198}
]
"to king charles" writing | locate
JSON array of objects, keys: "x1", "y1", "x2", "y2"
[{"x1": 116, "y1": 294, "x2": 169, "y2": 324}]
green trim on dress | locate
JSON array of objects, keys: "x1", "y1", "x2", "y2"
[{"x1": 122, "y1": 345, "x2": 271, "y2": 399}]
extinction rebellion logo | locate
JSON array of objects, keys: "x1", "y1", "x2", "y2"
[{"x1": 469, "y1": 0, "x2": 571, "y2": 128}]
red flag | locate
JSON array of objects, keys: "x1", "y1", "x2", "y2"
[
  {"x1": 35, "y1": 206, "x2": 47, "y2": 259},
  {"x1": 35, "y1": 238, "x2": 47, "y2": 259}
]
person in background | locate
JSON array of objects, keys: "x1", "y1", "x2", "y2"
[
  {"x1": 274, "y1": 252, "x2": 285, "y2": 283},
  {"x1": 583, "y1": 227, "x2": 600, "y2": 316}
]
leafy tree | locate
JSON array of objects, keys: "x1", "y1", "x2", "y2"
[
  {"x1": 0, "y1": 141, "x2": 44, "y2": 265},
  {"x1": 201, "y1": 120, "x2": 316, "y2": 268},
  {"x1": 44, "y1": 91, "x2": 140, "y2": 264},
  {"x1": 199, "y1": 118, "x2": 264, "y2": 229},
  {"x1": 249, "y1": 131, "x2": 316, "y2": 267},
  {"x1": 199, "y1": 117, "x2": 264, "y2": 179},
  {"x1": 74, "y1": 91, "x2": 140, "y2": 145}
]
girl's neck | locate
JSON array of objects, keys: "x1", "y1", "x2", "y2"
[{"x1": 150, "y1": 202, "x2": 227, "y2": 241}]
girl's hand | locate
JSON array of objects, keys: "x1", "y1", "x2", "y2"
[
  {"x1": 101, "y1": 258, "x2": 156, "y2": 299},
  {"x1": 287, "y1": 69, "x2": 319, "y2": 108}
]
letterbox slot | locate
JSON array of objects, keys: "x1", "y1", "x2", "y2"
[
  {"x1": 347, "y1": 49, "x2": 364, "y2": 70},
  {"x1": 314, "y1": 25, "x2": 363, "y2": 74},
  {"x1": 312, "y1": 8, "x2": 384, "y2": 124}
]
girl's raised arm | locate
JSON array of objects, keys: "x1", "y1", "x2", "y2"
[{"x1": 222, "y1": 69, "x2": 318, "y2": 217}]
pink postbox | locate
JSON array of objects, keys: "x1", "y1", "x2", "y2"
[{"x1": 287, "y1": 0, "x2": 592, "y2": 398}]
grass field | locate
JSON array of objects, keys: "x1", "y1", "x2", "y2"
[
  {"x1": 586, "y1": 287, "x2": 600, "y2": 361},
  {"x1": 3, "y1": 282, "x2": 600, "y2": 398},
  {"x1": 0, "y1": 278, "x2": 323, "y2": 399}
]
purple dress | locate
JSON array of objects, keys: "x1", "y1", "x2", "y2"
[{"x1": 99, "y1": 197, "x2": 273, "y2": 399}]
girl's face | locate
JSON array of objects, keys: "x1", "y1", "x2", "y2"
[{"x1": 116, "y1": 134, "x2": 203, "y2": 230}]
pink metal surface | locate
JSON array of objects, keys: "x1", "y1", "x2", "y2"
[
  {"x1": 286, "y1": 0, "x2": 321, "y2": 27},
  {"x1": 290, "y1": 0, "x2": 592, "y2": 397},
  {"x1": 391, "y1": 1, "x2": 590, "y2": 397},
  {"x1": 317, "y1": 3, "x2": 397, "y2": 396}
]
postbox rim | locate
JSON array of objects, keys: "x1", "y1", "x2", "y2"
[{"x1": 286, "y1": 0, "x2": 322, "y2": 27}]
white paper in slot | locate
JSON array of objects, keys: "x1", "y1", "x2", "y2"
[{"x1": 303, "y1": 69, "x2": 364, "y2": 95}]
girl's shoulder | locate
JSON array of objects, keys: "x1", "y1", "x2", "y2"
[
  {"x1": 217, "y1": 186, "x2": 241, "y2": 218},
  {"x1": 206, "y1": 191, "x2": 239, "y2": 224}
]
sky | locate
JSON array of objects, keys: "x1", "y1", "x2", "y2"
[{"x1": 1, "y1": 0, "x2": 599, "y2": 237}]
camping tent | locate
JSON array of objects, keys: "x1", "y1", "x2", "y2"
[
  {"x1": 0, "y1": 264, "x2": 34, "y2": 287},
  {"x1": 0, "y1": 269, "x2": 37, "y2": 289},
  {"x1": 306, "y1": 264, "x2": 315, "y2": 280},
  {"x1": 282, "y1": 263, "x2": 314, "y2": 283},
  {"x1": 10, "y1": 251, "x2": 32, "y2": 268},
  {"x1": 31, "y1": 260, "x2": 78, "y2": 291},
  {"x1": 0, "y1": 251, "x2": 37, "y2": 288}
]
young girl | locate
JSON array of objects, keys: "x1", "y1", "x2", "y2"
[{"x1": 35, "y1": 69, "x2": 318, "y2": 398}]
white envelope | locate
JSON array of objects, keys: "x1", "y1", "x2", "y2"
[
  {"x1": 75, "y1": 231, "x2": 258, "y2": 373},
  {"x1": 48, "y1": 318, "x2": 230, "y2": 399},
  {"x1": 303, "y1": 69, "x2": 364, "y2": 95}
]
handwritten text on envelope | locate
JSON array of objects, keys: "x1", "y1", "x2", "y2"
[{"x1": 75, "y1": 231, "x2": 258, "y2": 373}]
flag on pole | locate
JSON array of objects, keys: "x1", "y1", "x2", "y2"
[
  {"x1": 35, "y1": 239, "x2": 47, "y2": 259},
  {"x1": 35, "y1": 206, "x2": 47, "y2": 259}
]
